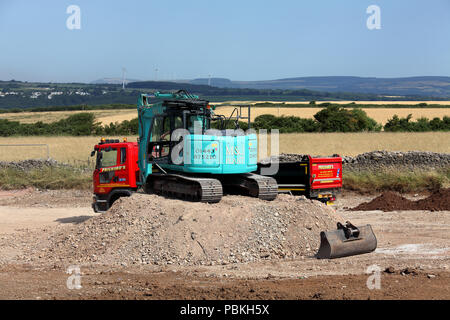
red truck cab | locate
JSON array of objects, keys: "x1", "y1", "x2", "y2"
[{"x1": 91, "y1": 138, "x2": 139, "y2": 212}]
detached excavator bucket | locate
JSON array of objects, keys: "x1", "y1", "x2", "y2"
[{"x1": 316, "y1": 221, "x2": 377, "y2": 259}]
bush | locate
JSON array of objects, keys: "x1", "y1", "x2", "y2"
[
  {"x1": 253, "y1": 115, "x2": 319, "y2": 133},
  {"x1": 251, "y1": 106, "x2": 380, "y2": 133},
  {"x1": 210, "y1": 120, "x2": 249, "y2": 131},
  {"x1": 314, "y1": 105, "x2": 381, "y2": 132},
  {"x1": 0, "y1": 113, "x2": 106, "y2": 136},
  {"x1": 384, "y1": 114, "x2": 450, "y2": 132}
]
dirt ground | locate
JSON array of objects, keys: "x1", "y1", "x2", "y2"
[{"x1": 0, "y1": 189, "x2": 449, "y2": 300}]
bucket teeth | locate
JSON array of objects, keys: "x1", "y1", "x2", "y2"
[{"x1": 316, "y1": 223, "x2": 377, "y2": 259}]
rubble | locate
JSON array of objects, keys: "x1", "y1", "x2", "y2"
[
  {"x1": 342, "y1": 150, "x2": 450, "y2": 172},
  {"x1": 20, "y1": 194, "x2": 340, "y2": 267}
]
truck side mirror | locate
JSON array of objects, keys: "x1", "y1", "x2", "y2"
[{"x1": 90, "y1": 150, "x2": 96, "y2": 157}]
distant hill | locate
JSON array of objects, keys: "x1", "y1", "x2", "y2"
[
  {"x1": 1, "y1": 77, "x2": 449, "y2": 110},
  {"x1": 184, "y1": 76, "x2": 450, "y2": 98},
  {"x1": 126, "y1": 80, "x2": 390, "y2": 101},
  {"x1": 91, "y1": 78, "x2": 142, "y2": 85}
]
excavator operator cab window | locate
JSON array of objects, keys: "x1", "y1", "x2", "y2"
[
  {"x1": 187, "y1": 115, "x2": 207, "y2": 134},
  {"x1": 148, "y1": 116, "x2": 172, "y2": 160},
  {"x1": 150, "y1": 117, "x2": 162, "y2": 142},
  {"x1": 161, "y1": 117, "x2": 171, "y2": 141},
  {"x1": 174, "y1": 116, "x2": 183, "y2": 130},
  {"x1": 148, "y1": 112, "x2": 204, "y2": 162},
  {"x1": 160, "y1": 117, "x2": 171, "y2": 157}
]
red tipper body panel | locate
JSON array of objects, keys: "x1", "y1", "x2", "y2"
[
  {"x1": 93, "y1": 142, "x2": 139, "y2": 195},
  {"x1": 309, "y1": 155, "x2": 343, "y2": 190}
]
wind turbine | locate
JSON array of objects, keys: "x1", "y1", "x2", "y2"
[{"x1": 122, "y1": 67, "x2": 127, "y2": 89}]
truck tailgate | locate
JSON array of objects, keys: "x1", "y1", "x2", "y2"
[{"x1": 309, "y1": 156, "x2": 342, "y2": 190}]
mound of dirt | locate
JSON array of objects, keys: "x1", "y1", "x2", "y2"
[
  {"x1": 415, "y1": 189, "x2": 450, "y2": 211},
  {"x1": 350, "y1": 192, "x2": 415, "y2": 211},
  {"x1": 22, "y1": 194, "x2": 340, "y2": 267},
  {"x1": 351, "y1": 189, "x2": 450, "y2": 212}
]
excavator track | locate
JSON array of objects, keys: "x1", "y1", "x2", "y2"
[
  {"x1": 146, "y1": 173, "x2": 223, "y2": 203},
  {"x1": 221, "y1": 173, "x2": 278, "y2": 201}
]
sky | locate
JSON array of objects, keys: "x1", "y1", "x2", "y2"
[{"x1": 0, "y1": 0, "x2": 449, "y2": 83}]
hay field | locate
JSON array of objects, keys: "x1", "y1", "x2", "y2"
[
  {"x1": 0, "y1": 132, "x2": 448, "y2": 163},
  {"x1": 0, "y1": 109, "x2": 136, "y2": 125},
  {"x1": 0, "y1": 136, "x2": 138, "y2": 164},
  {"x1": 3, "y1": 107, "x2": 449, "y2": 125},
  {"x1": 273, "y1": 132, "x2": 450, "y2": 156},
  {"x1": 214, "y1": 106, "x2": 450, "y2": 124},
  {"x1": 215, "y1": 100, "x2": 450, "y2": 105},
  {"x1": 2, "y1": 100, "x2": 449, "y2": 125}
]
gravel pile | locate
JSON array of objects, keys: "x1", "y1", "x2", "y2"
[
  {"x1": 260, "y1": 154, "x2": 308, "y2": 163},
  {"x1": 260, "y1": 153, "x2": 339, "y2": 163},
  {"x1": 19, "y1": 194, "x2": 340, "y2": 267},
  {"x1": 342, "y1": 151, "x2": 450, "y2": 172}
]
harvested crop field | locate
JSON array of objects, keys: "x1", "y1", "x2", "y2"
[
  {"x1": 0, "y1": 132, "x2": 449, "y2": 162},
  {"x1": 215, "y1": 106, "x2": 450, "y2": 124},
  {"x1": 217, "y1": 100, "x2": 450, "y2": 106},
  {"x1": 2, "y1": 105, "x2": 449, "y2": 126},
  {"x1": 0, "y1": 109, "x2": 136, "y2": 125}
]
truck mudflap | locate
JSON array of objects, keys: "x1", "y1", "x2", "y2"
[{"x1": 316, "y1": 221, "x2": 377, "y2": 259}]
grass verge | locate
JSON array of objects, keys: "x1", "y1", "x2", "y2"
[
  {"x1": 343, "y1": 169, "x2": 450, "y2": 193},
  {"x1": 1, "y1": 165, "x2": 449, "y2": 194},
  {"x1": 0, "y1": 166, "x2": 91, "y2": 190}
]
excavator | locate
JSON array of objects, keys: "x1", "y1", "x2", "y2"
[
  {"x1": 90, "y1": 90, "x2": 377, "y2": 259},
  {"x1": 136, "y1": 90, "x2": 278, "y2": 202}
]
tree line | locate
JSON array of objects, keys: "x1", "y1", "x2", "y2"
[
  {"x1": 0, "y1": 106, "x2": 448, "y2": 137},
  {"x1": 384, "y1": 114, "x2": 450, "y2": 132},
  {"x1": 0, "y1": 113, "x2": 138, "y2": 136}
]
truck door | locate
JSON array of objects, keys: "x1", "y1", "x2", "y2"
[{"x1": 96, "y1": 146, "x2": 128, "y2": 186}]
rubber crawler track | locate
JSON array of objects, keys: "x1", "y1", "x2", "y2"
[{"x1": 147, "y1": 174, "x2": 223, "y2": 203}]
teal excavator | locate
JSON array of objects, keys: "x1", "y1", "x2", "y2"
[{"x1": 136, "y1": 90, "x2": 278, "y2": 203}]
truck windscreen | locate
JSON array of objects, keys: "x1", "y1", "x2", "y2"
[{"x1": 96, "y1": 148, "x2": 117, "y2": 168}]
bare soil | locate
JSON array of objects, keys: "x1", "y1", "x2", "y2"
[
  {"x1": 351, "y1": 189, "x2": 450, "y2": 211},
  {"x1": 0, "y1": 264, "x2": 448, "y2": 300},
  {"x1": 0, "y1": 189, "x2": 449, "y2": 300}
]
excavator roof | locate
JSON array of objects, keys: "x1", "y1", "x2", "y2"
[{"x1": 162, "y1": 99, "x2": 209, "y2": 110}]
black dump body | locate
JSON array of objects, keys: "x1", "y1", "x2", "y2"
[
  {"x1": 256, "y1": 160, "x2": 310, "y2": 195},
  {"x1": 256, "y1": 155, "x2": 343, "y2": 203}
]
